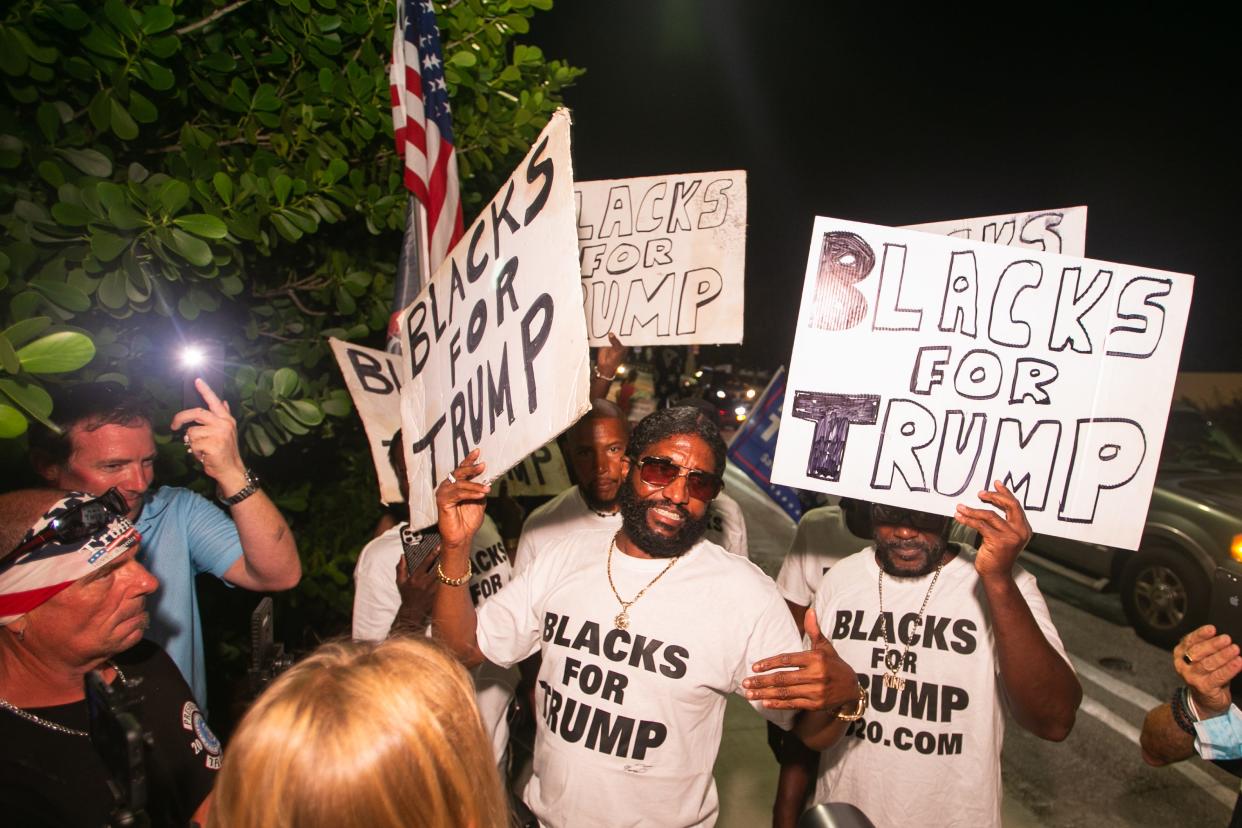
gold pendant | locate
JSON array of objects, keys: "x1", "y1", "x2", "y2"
[
  {"x1": 883, "y1": 672, "x2": 906, "y2": 692},
  {"x1": 615, "y1": 611, "x2": 629, "y2": 630}
]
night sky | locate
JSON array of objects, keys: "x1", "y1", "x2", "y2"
[{"x1": 529, "y1": 2, "x2": 1239, "y2": 373}]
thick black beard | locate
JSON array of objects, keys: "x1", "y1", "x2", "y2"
[
  {"x1": 618, "y1": 483, "x2": 710, "y2": 559},
  {"x1": 875, "y1": 536, "x2": 950, "y2": 578}
]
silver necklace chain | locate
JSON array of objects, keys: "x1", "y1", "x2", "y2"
[
  {"x1": 0, "y1": 662, "x2": 128, "y2": 737},
  {"x1": 877, "y1": 562, "x2": 945, "y2": 692}
]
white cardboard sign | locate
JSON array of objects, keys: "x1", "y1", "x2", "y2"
[
  {"x1": 328, "y1": 338, "x2": 404, "y2": 504},
  {"x1": 395, "y1": 110, "x2": 590, "y2": 528},
  {"x1": 575, "y1": 170, "x2": 746, "y2": 345},
  {"x1": 903, "y1": 206, "x2": 1088, "y2": 256},
  {"x1": 771, "y1": 216, "x2": 1193, "y2": 550},
  {"x1": 497, "y1": 440, "x2": 572, "y2": 496}
]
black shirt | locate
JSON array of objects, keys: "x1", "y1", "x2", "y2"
[{"x1": 0, "y1": 640, "x2": 219, "y2": 827}]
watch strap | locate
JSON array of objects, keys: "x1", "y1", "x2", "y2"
[{"x1": 220, "y1": 469, "x2": 260, "y2": 506}]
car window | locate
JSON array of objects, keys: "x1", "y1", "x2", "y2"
[{"x1": 1159, "y1": 408, "x2": 1242, "y2": 470}]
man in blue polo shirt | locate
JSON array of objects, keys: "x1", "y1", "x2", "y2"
[{"x1": 30, "y1": 380, "x2": 301, "y2": 711}]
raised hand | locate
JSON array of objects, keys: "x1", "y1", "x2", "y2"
[
  {"x1": 435, "y1": 449, "x2": 490, "y2": 550},
  {"x1": 742, "y1": 609, "x2": 861, "y2": 711},
  {"x1": 955, "y1": 480, "x2": 1032, "y2": 581},
  {"x1": 596, "y1": 332, "x2": 628, "y2": 381},
  {"x1": 1175, "y1": 624, "x2": 1242, "y2": 718},
  {"x1": 171, "y1": 378, "x2": 248, "y2": 493}
]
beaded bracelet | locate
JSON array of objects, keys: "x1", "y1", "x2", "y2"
[{"x1": 1169, "y1": 686, "x2": 1196, "y2": 736}]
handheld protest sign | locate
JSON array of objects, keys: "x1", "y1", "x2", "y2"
[
  {"x1": 771, "y1": 216, "x2": 1193, "y2": 551},
  {"x1": 904, "y1": 206, "x2": 1088, "y2": 257},
  {"x1": 396, "y1": 110, "x2": 590, "y2": 528},
  {"x1": 329, "y1": 338, "x2": 404, "y2": 503},
  {"x1": 495, "y1": 439, "x2": 572, "y2": 497},
  {"x1": 575, "y1": 170, "x2": 746, "y2": 345}
]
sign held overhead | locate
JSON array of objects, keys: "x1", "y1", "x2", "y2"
[
  {"x1": 575, "y1": 170, "x2": 747, "y2": 345},
  {"x1": 396, "y1": 109, "x2": 590, "y2": 528},
  {"x1": 771, "y1": 216, "x2": 1193, "y2": 550}
]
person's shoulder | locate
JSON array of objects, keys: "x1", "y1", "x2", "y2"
[
  {"x1": 711, "y1": 491, "x2": 742, "y2": 512},
  {"x1": 356, "y1": 525, "x2": 403, "y2": 570},
  {"x1": 692, "y1": 537, "x2": 767, "y2": 581},
  {"x1": 539, "y1": 525, "x2": 614, "y2": 561},
  {"x1": 114, "y1": 639, "x2": 179, "y2": 676},
  {"x1": 819, "y1": 546, "x2": 874, "y2": 581},
  {"x1": 524, "y1": 487, "x2": 581, "y2": 526},
  {"x1": 801, "y1": 503, "x2": 844, "y2": 526}
]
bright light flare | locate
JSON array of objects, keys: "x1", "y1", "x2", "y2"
[
  {"x1": 734, "y1": 405, "x2": 747, "y2": 416},
  {"x1": 745, "y1": 388, "x2": 757, "y2": 399},
  {"x1": 715, "y1": 390, "x2": 726, "y2": 399},
  {"x1": 179, "y1": 345, "x2": 207, "y2": 369}
]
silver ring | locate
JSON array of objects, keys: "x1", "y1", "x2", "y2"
[{"x1": 446, "y1": 471, "x2": 457, "y2": 484}]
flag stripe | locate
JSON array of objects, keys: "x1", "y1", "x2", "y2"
[{"x1": 389, "y1": 0, "x2": 463, "y2": 275}]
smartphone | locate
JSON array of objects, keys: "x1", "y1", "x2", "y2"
[
  {"x1": 86, "y1": 669, "x2": 148, "y2": 817},
  {"x1": 401, "y1": 527, "x2": 442, "y2": 574},
  {"x1": 1210, "y1": 567, "x2": 1242, "y2": 697}
]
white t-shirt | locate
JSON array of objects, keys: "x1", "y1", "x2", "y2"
[
  {"x1": 478, "y1": 527, "x2": 801, "y2": 828},
  {"x1": 352, "y1": 516, "x2": 517, "y2": 764},
  {"x1": 775, "y1": 505, "x2": 870, "y2": 608},
  {"x1": 515, "y1": 486, "x2": 747, "y2": 578},
  {"x1": 810, "y1": 546, "x2": 1072, "y2": 828}
]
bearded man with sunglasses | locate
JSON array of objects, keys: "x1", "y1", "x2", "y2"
[
  {"x1": 29, "y1": 381, "x2": 300, "y2": 712},
  {"x1": 801, "y1": 486, "x2": 1081, "y2": 828},
  {"x1": 0, "y1": 489, "x2": 217, "y2": 826},
  {"x1": 432, "y1": 407, "x2": 862, "y2": 828}
]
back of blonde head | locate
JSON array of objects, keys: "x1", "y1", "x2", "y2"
[{"x1": 208, "y1": 637, "x2": 509, "y2": 828}]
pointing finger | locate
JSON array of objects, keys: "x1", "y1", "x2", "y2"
[{"x1": 195, "y1": 377, "x2": 228, "y2": 415}]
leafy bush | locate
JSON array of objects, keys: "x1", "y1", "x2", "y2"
[{"x1": 1, "y1": 0, "x2": 582, "y2": 728}]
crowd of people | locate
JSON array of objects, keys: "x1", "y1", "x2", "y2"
[{"x1": 0, "y1": 337, "x2": 1236, "y2": 827}]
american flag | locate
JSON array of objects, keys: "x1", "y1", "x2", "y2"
[{"x1": 390, "y1": 0, "x2": 463, "y2": 272}]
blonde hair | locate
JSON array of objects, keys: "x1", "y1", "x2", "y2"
[{"x1": 208, "y1": 637, "x2": 509, "y2": 828}]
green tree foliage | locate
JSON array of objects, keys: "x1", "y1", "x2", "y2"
[
  {"x1": 0, "y1": 0, "x2": 582, "y2": 687},
  {"x1": 0, "y1": 0, "x2": 581, "y2": 446}
]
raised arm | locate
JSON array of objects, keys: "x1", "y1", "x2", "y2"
[
  {"x1": 429, "y1": 449, "x2": 490, "y2": 668},
  {"x1": 955, "y1": 481, "x2": 1081, "y2": 741},
  {"x1": 589, "y1": 332, "x2": 628, "y2": 399},
  {"x1": 172, "y1": 377, "x2": 300, "y2": 591}
]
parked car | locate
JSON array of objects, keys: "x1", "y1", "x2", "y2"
[{"x1": 1026, "y1": 405, "x2": 1242, "y2": 647}]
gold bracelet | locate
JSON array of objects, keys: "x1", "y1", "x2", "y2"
[
  {"x1": 435, "y1": 560, "x2": 472, "y2": 586},
  {"x1": 834, "y1": 685, "x2": 868, "y2": 721}
]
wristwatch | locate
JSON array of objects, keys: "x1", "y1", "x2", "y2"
[{"x1": 220, "y1": 469, "x2": 260, "y2": 507}]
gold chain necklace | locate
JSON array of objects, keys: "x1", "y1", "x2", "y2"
[
  {"x1": 0, "y1": 662, "x2": 128, "y2": 737},
  {"x1": 606, "y1": 535, "x2": 679, "y2": 630},
  {"x1": 877, "y1": 562, "x2": 945, "y2": 692}
]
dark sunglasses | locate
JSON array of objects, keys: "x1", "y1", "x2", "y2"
[
  {"x1": 870, "y1": 503, "x2": 951, "y2": 534},
  {"x1": 4, "y1": 488, "x2": 130, "y2": 563},
  {"x1": 634, "y1": 456, "x2": 723, "y2": 501}
]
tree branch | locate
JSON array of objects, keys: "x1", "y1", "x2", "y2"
[{"x1": 176, "y1": 0, "x2": 253, "y2": 37}]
